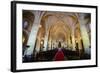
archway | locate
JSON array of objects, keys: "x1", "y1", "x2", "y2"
[{"x1": 48, "y1": 21, "x2": 71, "y2": 50}]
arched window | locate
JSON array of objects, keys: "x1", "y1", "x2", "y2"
[{"x1": 23, "y1": 21, "x2": 29, "y2": 29}]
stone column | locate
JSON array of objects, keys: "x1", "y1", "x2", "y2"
[
  {"x1": 35, "y1": 38, "x2": 40, "y2": 52},
  {"x1": 25, "y1": 11, "x2": 41, "y2": 56},
  {"x1": 67, "y1": 35, "x2": 71, "y2": 49},
  {"x1": 78, "y1": 13, "x2": 90, "y2": 54},
  {"x1": 43, "y1": 32, "x2": 49, "y2": 51},
  {"x1": 48, "y1": 38, "x2": 52, "y2": 50},
  {"x1": 78, "y1": 38, "x2": 82, "y2": 50},
  {"x1": 71, "y1": 29, "x2": 76, "y2": 51}
]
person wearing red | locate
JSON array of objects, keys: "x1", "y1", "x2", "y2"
[{"x1": 54, "y1": 42, "x2": 65, "y2": 61}]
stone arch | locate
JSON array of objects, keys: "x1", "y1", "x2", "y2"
[{"x1": 33, "y1": 11, "x2": 81, "y2": 52}]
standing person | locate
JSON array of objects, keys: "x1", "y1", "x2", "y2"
[{"x1": 54, "y1": 42, "x2": 64, "y2": 61}]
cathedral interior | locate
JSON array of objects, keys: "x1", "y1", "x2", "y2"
[{"x1": 22, "y1": 10, "x2": 91, "y2": 62}]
